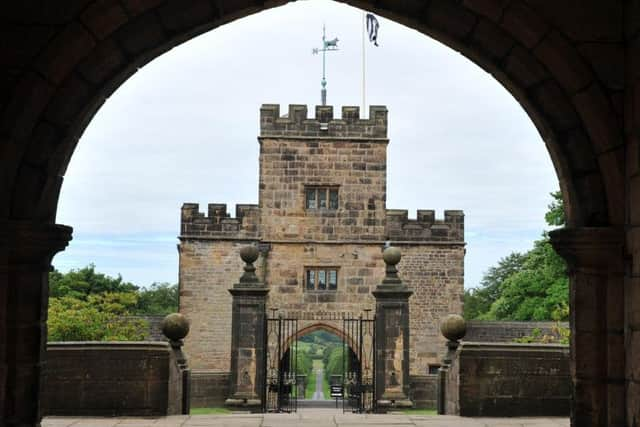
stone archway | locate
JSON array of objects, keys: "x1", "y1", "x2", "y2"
[
  {"x1": 1, "y1": 1, "x2": 621, "y2": 227},
  {"x1": 0, "y1": 2, "x2": 635, "y2": 426}
]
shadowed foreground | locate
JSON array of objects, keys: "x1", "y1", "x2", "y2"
[{"x1": 44, "y1": 409, "x2": 570, "y2": 427}]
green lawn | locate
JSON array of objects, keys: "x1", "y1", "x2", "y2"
[
  {"x1": 190, "y1": 407, "x2": 232, "y2": 415},
  {"x1": 304, "y1": 359, "x2": 331, "y2": 399},
  {"x1": 401, "y1": 408, "x2": 437, "y2": 415},
  {"x1": 305, "y1": 366, "x2": 316, "y2": 399},
  {"x1": 322, "y1": 376, "x2": 330, "y2": 399}
]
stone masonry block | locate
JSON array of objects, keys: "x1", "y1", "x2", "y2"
[
  {"x1": 597, "y1": 148, "x2": 624, "y2": 225},
  {"x1": 462, "y1": 0, "x2": 509, "y2": 22},
  {"x1": 629, "y1": 330, "x2": 640, "y2": 381},
  {"x1": 158, "y1": 0, "x2": 214, "y2": 32},
  {"x1": 628, "y1": 175, "x2": 640, "y2": 229},
  {"x1": 563, "y1": 128, "x2": 599, "y2": 174},
  {"x1": 288, "y1": 104, "x2": 308, "y2": 123},
  {"x1": 504, "y1": 46, "x2": 548, "y2": 88},
  {"x1": 78, "y1": 39, "x2": 127, "y2": 85},
  {"x1": 531, "y1": 80, "x2": 580, "y2": 131},
  {"x1": 502, "y1": 1, "x2": 549, "y2": 49},
  {"x1": 80, "y1": 0, "x2": 128, "y2": 40},
  {"x1": 2, "y1": 24, "x2": 56, "y2": 70},
  {"x1": 417, "y1": 210, "x2": 435, "y2": 223},
  {"x1": 573, "y1": 331, "x2": 606, "y2": 379},
  {"x1": 35, "y1": 22, "x2": 96, "y2": 84},
  {"x1": 529, "y1": 0, "x2": 622, "y2": 42},
  {"x1": 470, "y1": 18, "x2": 514, "y2": 60},
  {"x1": 578, "y1": 43, "x2": 624, "y2": 91},
  {"x1": 121, "y1": 0, "x2": 164, "y2": 16},
  {"x1": 534, "y1": 30, "x2": 593, "y2": 94},
  {"x1": 315, "y1": 105, "x2": 333, "y2": 122},
  {"x1": 428, "y1": 0, "x2": 477, "y2": 39},
  {"x1": 341, "y1": 106, "x2": 359, "y2": 123},
  {"x1": 43, "y1": 74, "x2": 92, "y2": 127},
  {"x1": 1, "y1": 72, "x2": 54, "y2": 141},
  {"x1": 208, "y1": 203, "x2": 227, "y2": 219},
  {"x1": 115, "y1": 12, "x2": 166, "y2": 56},
  {"x1": 25, "y1": 122, "x2": 59, "y2": 167},
  {"x1": 574, "y1": 84, "x2": 622, "y2": 154}
]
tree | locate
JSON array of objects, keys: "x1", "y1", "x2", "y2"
[
  {"x1": 48, "y1": 293, "x2": 148, "y2": 341},
  {"x1": 49, "y1": 264, "x2": 138, "y2": 299},
  {"x1": 324, "y1": 346, "x2": 345, "y2": 382},
  {"x1": 46, "y1": 266, "x2": 161, "y2": 341},
  {"x1": 135, "y1": 282, "x2": 179, "y2": 315},
  {"x1": 544, "y1": 190, "x2": 565, "y2": 227},
  {"x1": 483, "y1": 236, "x2": 568, "y2": 321},
  {"x1": 464, "y1": 191, "x2": 569, "y2": 321},
  {"x1": 292, "y1": 348, "x2": 313, "y2": 378},
  {"x1": 464, "y1": 252, "x2": 527, "y2": 319}
]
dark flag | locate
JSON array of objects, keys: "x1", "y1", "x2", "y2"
[{"x1": 366, "y1": 13, "x2": 379, "y2": 46}]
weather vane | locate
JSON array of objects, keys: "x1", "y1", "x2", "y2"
[{"x1": 312, "y1": 24, "x2": 339, "y2": 106}]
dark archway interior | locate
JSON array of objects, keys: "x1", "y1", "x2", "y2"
[{"x1": 1, "y1": 1, "x2": 638, "y2": 426}]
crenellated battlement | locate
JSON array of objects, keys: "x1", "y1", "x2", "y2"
[
  {"x1": 260, "y1": 104, "x2": 388, "y2": 139},
  {"x1": 385, "y1": 209, "x2": 464, "y2": 242},
  {"x1": 180, "y1": 203, "x2": 260, "y2": 239}
]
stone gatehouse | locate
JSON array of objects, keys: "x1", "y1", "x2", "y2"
[{"x1": 178, "y1": 104, "x2": 465, "y2": 392}]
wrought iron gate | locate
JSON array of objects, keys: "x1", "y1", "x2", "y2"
[
  {"x1": 263, "y1": 314, "x2": 298, "y2": 413},
  {"x1": 342, "y1": 311, "x2": 376, "y2": 413}
]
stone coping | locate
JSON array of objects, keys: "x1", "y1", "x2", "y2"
[
  {"x1": 47, "y1": 341, "x2": 170, "y2": 350},
  {"x1": 459, "y1": 341, "x2": 569, "y2": 351}
]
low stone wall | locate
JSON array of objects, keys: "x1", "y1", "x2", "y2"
[
  {"x1": 409, "y1": 375, "x2": 437, "y2": 408},
  {"x1": 465, "y1": 320, "x2": 568, "y2": 342},
  {"x1": 442, "y1": 342, "x2": 570, "y2": 416},
  {"x1": 189, "y1": 372, "x2": 434, "y2": 409},
  {"x1": 43, "y1": 342, "x2": 187, "y2": 416},
  {"x1": 190, "y1": 371, "x2": 231, "y2": 408}
]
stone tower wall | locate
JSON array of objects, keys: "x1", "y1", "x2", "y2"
[
  {"x1": 258, "y1": 137, "x2": 388, "y2": 242},
  {"x1": 398, "y1": 244, "x2": 465, "y2": 374},
  {"x1": 258, "y1": 104, "x2": 389, "y2": 243},
  {"x1": 179, "y1": 239, "x2": 260, "y2": 370},
  {"x1": 264, "y1": 242, "x2": 380, "y2": 314}
]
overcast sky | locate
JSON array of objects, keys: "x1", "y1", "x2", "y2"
[{"x1": 52, "y1": 0, "x2": 559, "y2": 289}]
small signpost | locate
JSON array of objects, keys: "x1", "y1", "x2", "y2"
[{"x1": 330, "y1": 384, "x2": 343, "y2": 408}]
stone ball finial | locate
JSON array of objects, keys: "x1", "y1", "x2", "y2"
[
  {"x1": 440, "y1": 314, "x2": 466, "y2": 342},
  {"x1": 382, "y1": 246, "x2": 401, "y2": 266},
  {"x1": 240, "y1": 245, "x2": 259, "y2": 264},
  {"x1": 162, "y1": 313, "x2": 190, "y2": 341}
]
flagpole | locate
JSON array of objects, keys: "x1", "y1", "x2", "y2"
[{"x1": 362, "y1": 11, "x2": 366, "y2": 118}]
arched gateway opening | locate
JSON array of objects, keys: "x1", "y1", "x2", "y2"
[
  {"x1": 267, "y1": 320, "x2": 373, "y2": 412},
  {"x1": 0, "y1": 2, "x2": 633, "y2": 426},
  {"x1": 280, "y1": 326, "x2": 359, "y2": 408}
]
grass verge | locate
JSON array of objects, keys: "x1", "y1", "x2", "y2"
[
  {"x1": 401, "y1": 408, "x2": 437, "y2": 415},
  {"x1": 305, "y1": 367, "x2": 317, "y2": 399},
  {"x1": 190, "y1": 407, "x2": 232, "y2": 415}
]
